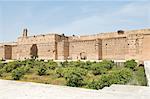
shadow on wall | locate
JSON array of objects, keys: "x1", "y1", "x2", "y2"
[{"x1": 30, "y1": 44, "x2": 38, "y2": 59}]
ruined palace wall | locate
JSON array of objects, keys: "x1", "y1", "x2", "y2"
[
  {"x1": 11, "y1": 45, "x2": 18, "y2": 60},
  {"x1": 1, "y1": 28, "x2": 150, "y2": 60},
  {"x1": 56, "y1": 35, "x2": 69, "y2": 60},
  {"x1": 142, "y1": 34, "x2": 150, "y2": 61},
  {"x1": 0, "y1": 45, "x2": 4, "y2": 60},
  {"x1": 57, "y1": 40, "x2": 69, "y2": 60},
  {"x1": 69, "y1": 30, "x2": 127, "y2": 41},
  {"x1": 16, "y1": 42, "x2": 57, "y2": 60},
  {"x1": 16, "y1": 44, "x2": 31, "y2": 60},
  {"x1": 17, "y1": 34, "x2": 56, "y2": 45},
  {"x1": 102, "y1": 37, "x2": 127, "y2": 60},
  {"x1": 4, "y1": 45, "x2": 12, "y2": 59},
  {"x1": 69, "y1": 32, "x2": 125, "y2": 41},
  {"x1": 37, "y1": 42, "x2": 56, "y2": 60},
  {"x1": 0, "y1": 42, "x2": 17, "y2": 60},
  {"x1": 125, "y1": 33, "x2": 143, "y2": 60},
  {"x1": 68, "y1": 29, "x2": 150, "y2": 60},
  {"x1": 69, "y1": 29, "x2": 150, "y2": 41},
  {"x1": 17, "y1": 34, "x2": 57, "y2": 60},
  {"x1": 69, "y1": 39, "x2": 102, "y2": 60}
]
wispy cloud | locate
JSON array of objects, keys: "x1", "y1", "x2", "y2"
[
  {"x1": 50, "y1": 1, "x2": 150, "y2": 35},
  {"x1": 0, "y1": 0, "x2": 149, "y2": 42}
]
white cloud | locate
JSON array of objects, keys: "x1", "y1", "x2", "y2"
[
  {"x1": 0, "y1": 1, "x2": 149, "y2": 42},
  {"x1": 116, "y1": 2, "x2": 149, "y2": 17}
]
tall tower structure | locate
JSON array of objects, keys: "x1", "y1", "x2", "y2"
[{"x1": 22, "y1": 28, "x2": 28, "y2": 37}]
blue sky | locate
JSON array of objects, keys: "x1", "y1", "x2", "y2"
[{"x1": 0, "y1": 0, "x2": 149, "y2": 42}]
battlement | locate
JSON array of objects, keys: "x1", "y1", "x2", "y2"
[
  {"x1": 0, "y1": 42, "x2": 17, "y2": 46},
  {"x1": 69, "y1": 28, "x2": 150, "y2": 41},
  {"x1": 0, "y1": 28, "x2": 150, "y2": 61},
  {"x1": 16, "y1": 28, "x2": 150, "y2": 43},
  {"x1": 17, "y1": 30, "x2": 69, "y2": 44}
]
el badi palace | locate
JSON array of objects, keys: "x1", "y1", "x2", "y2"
[{"x1": 0, "y1": 28, "x2": 150, "y2": 61}]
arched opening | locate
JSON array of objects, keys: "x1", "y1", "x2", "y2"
[
  {"x1": 30, "y1": 44, "x2": 38, "y2": 59},
  {"x1": 80, "y1": 52, "x2": 87, "y2": 60}
]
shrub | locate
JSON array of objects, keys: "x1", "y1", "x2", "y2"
[
  {"x1": 60, "y1": 61, "x2": 69, "y2": 67},
  {"x1": 110, "y1": 68, "x2": 132, "y2": 84},
  {"x1": 64, "y1": 67, "x2": 87, "y2": 87},
  {"x1": 60, "y1": 61, "x2": 85, "y2": 68},
  {"x1": 117, "y1": 68, "x2": 132, "y2": 84},
  {"x1": 0, "y1": 59, "x2": 144, "y2": 89},
  {"x1": 85, "y1": 61, "x2": 93, "y2": 66},
  {"x1": 47, "y1": 60, "x2": 58, "y2": 70},
  {"x1": 90, "y1": 60, "x2": 114, "y2": 75},
  {"x1": 87, "y1": 79, "x2": 99, "y2": 90},
  {"x1": 83, "y1": 61, "x2": 92, "y2": 69},
  {"x1": 0, "y1": 69, "x2": 4, "y2": 77},
  {"x1": 24, "y1": 59, "x2": 36, "y2": 68},
  {"x1": 64, "y1": 67, "x2": 87, "y2": 78},
  {"x1": 66, "y1": 72, "x2": 84, "y2": 87},
  {"x1": 70, "y1": 61, "x2": 85, "y2": 68},
  {"x1": 88, "y1": 68, "x2": 132, "y2": 89},
  {"x1": 101, "y1": 60, "x2": 114, "y2": 70},
  {"x1": 87, "y1": 75, "x2": 111, "y2": 90},
  {"x1": 0, "y1": 63, "x2": 4, "y2": 69},
  {"x1": 91, "y1": 63, "x2": 107, "y2": 75},
  {"x1": 4, "y1": 62, "x2": 18, "y2": 73},
  {"x1": 11, "y1": 67, "x2": 25, "y2": 80},
  {"x1": 56, "y1": 67, "x2": 87, "y2": 78},
  {"x1": 56, "y1": 68, "x2": 65, "y2": 78},
  {"x1": 37, "y1": 65, "x2": 47, "y2": 76},
  {"x1": 124, "y1": 59, "x2": 137, "y2": 70},
  {"x1": 134, "y1": 67, "x2": 147, "y2": 86},
  {"x1": 23, "y1": 65, "x2": 31, "y2": 73}
]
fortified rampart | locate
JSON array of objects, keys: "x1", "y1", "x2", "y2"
[{"x1": 0, "y1": 28, "x2": 150, "y2": 61}]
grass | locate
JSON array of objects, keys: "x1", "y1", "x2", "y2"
[{"x1": 130, "y1": 67, "x2": 147, "y2": 86}]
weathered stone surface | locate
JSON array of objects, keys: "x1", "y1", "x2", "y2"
[
  {"x1": 144, "y1": 61, "x2": 150, "y2": 86},
  {"x1": 0, "y1": 28, "x2": 150, "y2": 61}
]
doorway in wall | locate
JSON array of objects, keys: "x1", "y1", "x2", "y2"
[{"x1": 30, "y1": 44, "x2": 38, "y2": 59}]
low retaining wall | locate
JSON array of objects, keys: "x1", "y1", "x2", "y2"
[{"x1": 144, "y1": 61, "x2": 150, "y2": 86}]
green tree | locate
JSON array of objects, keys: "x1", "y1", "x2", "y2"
[
  {"x1": 37, "y1": 65, "x2": 47, "y2": 76},
  {"x1": 47, "y1": 60, "x2": 58, "y2": 70},
  {"x1": 0, "y1": 69, "x2": 4, "y2": 77},
  {"x1": 60, "y1": 61, "x2": 69, "y2": 67},
  {"x1": 91, "y1": 63, "x2": 107, "y2": 75},
  {"x1": 87, "y1": 75, "x2": 110, "y2": 90},
  {"x1": 66, "y1": 72, "x2": 84, "y2": 87},
  {"x1": 134, "y1": 67, "x2": 147, "y2": 86},
  {"x1": 65, "y1": 67, "x2": 87, "y2": 87},
  {"x1": 64, "y1": 67, "x2": 87, "y2": 78},
  {"x1": 4, "y1": 61, "x2": 21, "y2": 73},
  {"x1": 88, "y1": 68, "x2": 132, "y2": 90},
  {"x1": 11, "y1": 67, "x2": 25, "y2": 80},
  {"x1": 101, "y1": 60, "x2": 114, "y2": 70},
  {"x1": 56, "y1": 68, "x2": 65, "y2": 78},
  {"x1": 124, "y1": 59, "x2": 137, "y2": 70}
]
